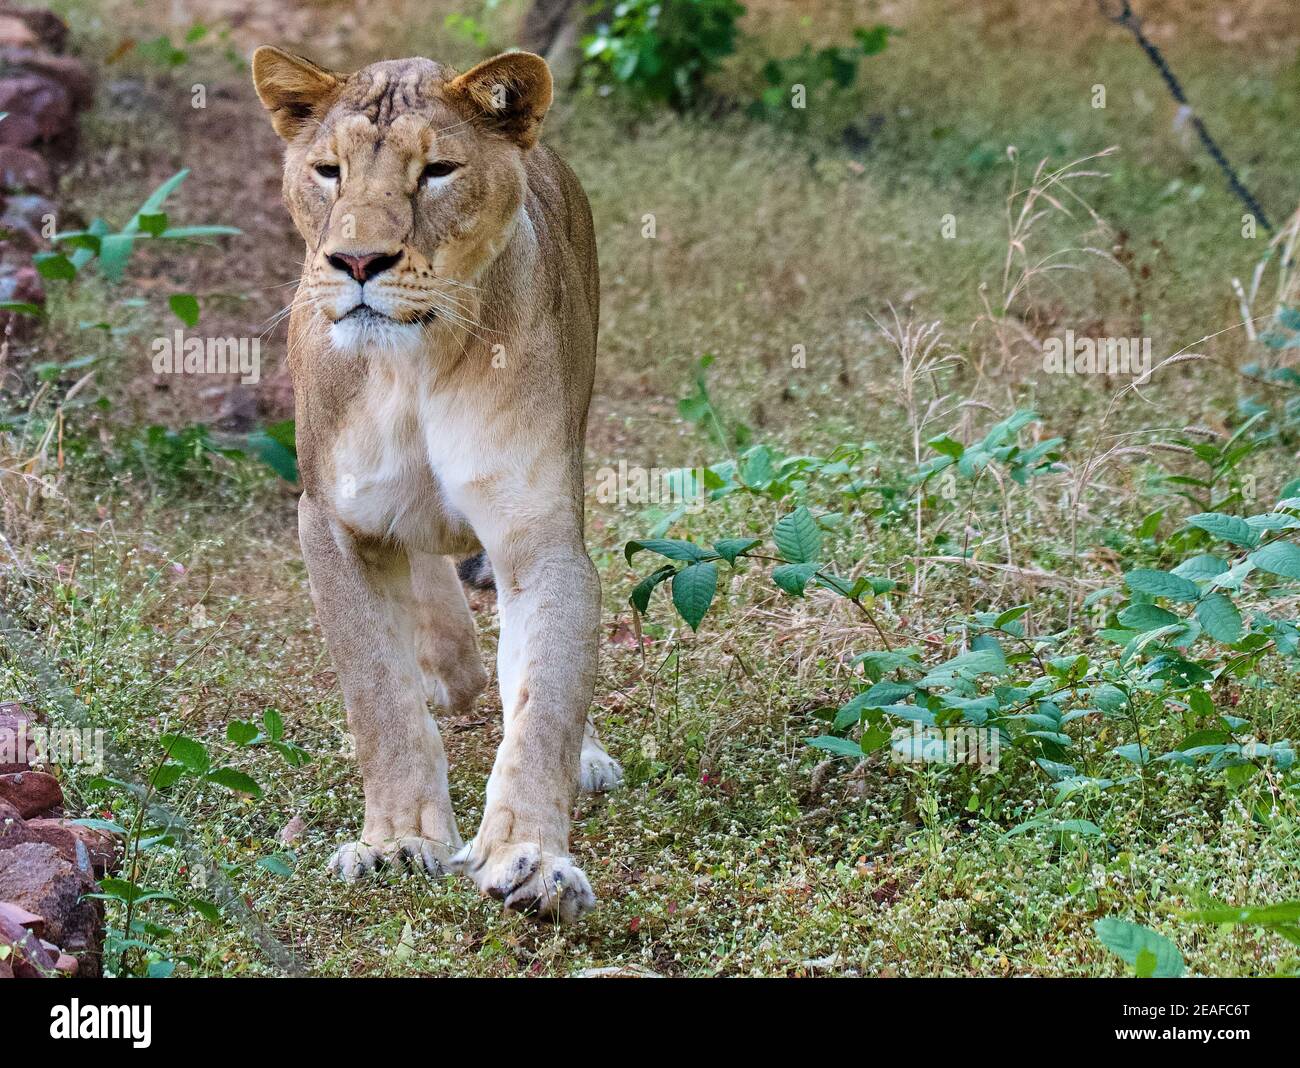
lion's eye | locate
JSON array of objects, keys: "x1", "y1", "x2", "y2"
[
  {"x1": 314, "y1": 163, "x2": 341, "y2": 180},
  {"x1": 420, "y1": 161, "x2": 461, "y2": 183}
]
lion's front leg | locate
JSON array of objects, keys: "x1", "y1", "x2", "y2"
[
  {"x1": 450, "y1": 519, "x2": 601, "y2": 923},
  {"x1": 299, "y1": 495, "x2": 464, "y2": 879}
]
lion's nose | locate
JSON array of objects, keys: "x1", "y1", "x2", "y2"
[{"x1": 326, "y1": 250, "x2": 403, "y2": 284}]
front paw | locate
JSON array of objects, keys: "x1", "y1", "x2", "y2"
[
  {"x1": 579, "y1": 745, "x2": 624, "y2": 794},
  {"x1": 326, "y1": 836, "x2": 452, "y2": 881},
  {"x1": 450, "y1": 839, "x2": 595, "y2": 924}
]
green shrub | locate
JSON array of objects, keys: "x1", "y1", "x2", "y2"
[{"x1": 581, "y1": 0, "x2": 746, "y2": 111}]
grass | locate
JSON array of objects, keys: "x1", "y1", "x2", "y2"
[{"x1": 1, "y1": 0, "x2": 1297, "y2": 976}]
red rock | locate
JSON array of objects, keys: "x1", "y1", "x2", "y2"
[
  {"x1": 0, "y1": 145, "x2": 54, "y2": 193},
  {"x1": 0, "y1": 111, "x2": 36, "y2": 147},
  {"x1": 0, "y1": 14, "x2": 35, "y2": 48},
  {"x1": 0, "y1": 718, "x2": 28, "y2": 775},
  {"x1": 0, "y1": 771, "x2": 61, "y2": 819},
  {"x1": 0, "y1": 263, "x2": 45, "y2": 336},
  {"x1": 0, "y1": 899, "x2": 42, "y2": 938},
  {"x1": 0, "y1": 74, "x2": 73, "y2": 143},
  {"x1": 0, "y1": 7, "x2": 68, "y2": 52},
  {"x1": 0, "y1": 703, "x2": 39, "y2": 773},
  {"x1": 24, "y1": 818, "x2": 118, "y2": 876},
  {"x1": 0, "y1": 49, "x2": 93, "y2": 110},
  {"x1": 0, "y1": 843, "x2": 100, "y2": 976},
  {"x1": 0, "y1": 193, "x2": 55, "y2": 250},
  {"x1": 0, "y1": 818, "x2": 32, "y2": 851},
  {"x1": 0, "y1": 902, "x2": 56, "y2": 977}
]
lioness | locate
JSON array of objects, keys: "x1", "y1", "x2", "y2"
[{"x1": 252, "y1": 46, "x2": 621, "y2": 922}]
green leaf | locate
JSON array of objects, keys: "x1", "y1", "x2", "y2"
[
  {"x1": 1182, "y1": 900, "x2": 1300, "y2": 926},
  {"x1": 806, "y1": 735, "x2": 864, "y2": 758},
  {"x1": 1209, "y1": 559, "x2": 1255, "y2": 591},
  {"x1": 149, "y1": 762, "x2": 186, "y2": 789},
  {"x1": 226, "y1": 719, "x2": 260, "y2": 746},
  {"x1": 1124, "y1": 568, "x2": 1201, "y2": 602},
  {"x1": 33, "y1": 251, "x2": 77, "y2": 280},
  {"x1": 772, "y1": 506, "x2": 822, "y2": 564},
  {"x1": 263, "y1": 707, "x2": 285, "y2": 741},
  {"x1": 994, "y1": 604, "x2": 1031, "y2": 630},
  {"x1": 129, "y1": 169, "x2": 189, "y2": 229},
  {"x1": 245, "y1": 425, "x2": 299, "y2": 483},
  {"x1": 97, "y1": 232, "x2": 136, "y2": 281},
  {"x1": 713, "y1": 537, "x2": 760, "y2": 564},
  {"x1": 188, "y1": 898, "x2": 221, "y2": 922},
  {"x1": 138, "y1": 212, "x2": 169, "y2": 237},
  {"x1": 206, "y1": 768, "x2": 262, "y2": 797},
  {"x1": 1173, "y1": 553, "x2": 1228, "y2": 581},
  {"x1": 1195, "y1": 593, "x2": 1243, "y2": 643},
  {"x1": 629, "y1": 564, "x2": 675, "y2": 613},
  {"x1": 160, "y1": 733, "x2": 210, "y2": 774},
  {"x1": 1117, "y1": 602, "x2": 1181, "y2": 631},
  {"x1": 70, "y1": 817, "x2": 129, "y2": 835},
  {"x1": 95, "y1": 878, "x2": 147, "y2": 904},
  {"x1": 270, "y1": 740, "x2": 311, "y2": 767},
  {"x1": 168, "y1": 292, "x2": 200, "y2": 327},
  {"x1": 771, "y1": 562, "x2": 817, "y2": 596},
  {"x1": 1093, "y1": 918, "x2": 1184, "y2": 978},
  {"x1": 927, "y1": 433, "x2": 965, "y2": 459},
  {"x1": 257, "y1": 853, "x2": 294, "y2": 877},
  {"x1": 1247, "y1": 540, "x2": 1300, "y2": 579},
  {"x1": 853, "y1": 649, "x2": 922, "y2": 680},
  {"x1": 0, "y1": 300, "x2": 42, "y2": 317},
  {"x1": 1185, "y1": 512, "x2": 1259, "y2": 547},
  {"x1": 157, "y1": 225, "x2": 241, "y2": 240},
  {"x1": 671, "y1": 561, "x2": 717, "y2": 631},
  {"x1": 624, "y1": 538, "x2": 714, "y2": 564}
]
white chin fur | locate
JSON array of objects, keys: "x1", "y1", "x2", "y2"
[{"x1": 329, "y1": 315, "x2": 425, "y2": 355}]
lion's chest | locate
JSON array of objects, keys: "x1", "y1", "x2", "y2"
[{"x1": 329, "y1": 363, "x2": 478, "y2": 554}]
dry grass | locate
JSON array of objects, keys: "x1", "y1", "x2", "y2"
[{"x1": 1, "y1": 0, "x2": 1297, "y2": 976}]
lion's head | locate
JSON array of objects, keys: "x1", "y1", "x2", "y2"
[{"x1": 252, "y1": 47, "x2": 552, "y2": 353}]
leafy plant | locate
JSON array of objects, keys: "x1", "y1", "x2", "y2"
[
  {"x1": 85, "y1": 708, "x2": 308, "y2": 977},
  {"x1": 751, "y1": 25, "x2": 892, "y2": 123},
  {"x1": 627, "y1": 503, "x2": 896, "y2": 640},
  {"x1": 582, "y1": 0, "x2": 746, "y2": 111},
  {"x1": 1182, "y1": 899, "x2": 1300, "y2": 969},
  {"x1": 40, "y1": 169, "x2": 239, "y2": 286},
  {"x1": 1094, "y1": 918, "x2": 1185, "y2": 977}
]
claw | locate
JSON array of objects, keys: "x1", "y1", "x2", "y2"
[
  {"x1": 327, "y1": 837, "x2": 450, "y2": 880},
  {"x1": 326, "y1": 841, "x2": 381, "y2": 881}
]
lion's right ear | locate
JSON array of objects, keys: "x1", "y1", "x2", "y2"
[{"x1": 252, "y1": 46, "x2": 343, "y2": 140}]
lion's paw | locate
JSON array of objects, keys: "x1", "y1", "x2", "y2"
[
  {"x1": 326, "y1": 836, "x2": 451, "y2": 881},
  {"x1": 450, "y1": 840, "x2": 595, "y2": 924},
  {"x1": 579, "y1": 745, "x2": 624, "y2": 794}
]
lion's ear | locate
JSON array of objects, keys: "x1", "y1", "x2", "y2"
[
  {"x1": 252, "y1": 46, "x2": 344, "y2": 140},
  {"x1": 445, "y1": 51, "x2": 552, "y2": 149}
]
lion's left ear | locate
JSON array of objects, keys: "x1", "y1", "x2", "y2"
[{"x1": 445, "y1": 51, "x2": 553, "y2": 150}]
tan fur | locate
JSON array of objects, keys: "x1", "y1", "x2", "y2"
[{"x1": 253, "y1": 47, "x2": 620, "y2": 922}]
